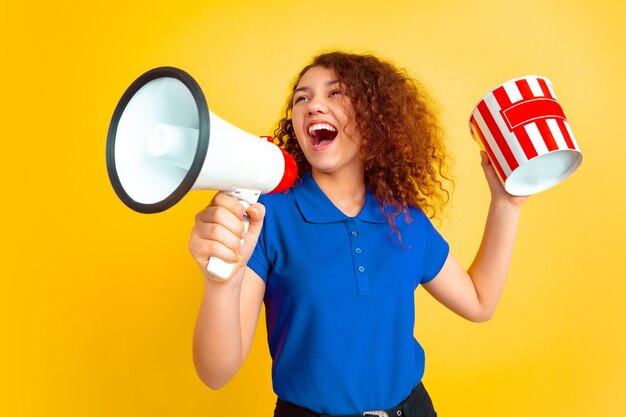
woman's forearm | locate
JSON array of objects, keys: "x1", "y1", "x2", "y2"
[
  {"x1": 467, "y1": 199, "x2": 522, "y2": 320},
  {"x1": 193, "y1": 277, "x2": 245, "y2": 389}
]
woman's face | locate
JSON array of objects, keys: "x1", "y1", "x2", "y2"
[{"x1": 291, "y1": 66, "x2": 363, "y2": 178}]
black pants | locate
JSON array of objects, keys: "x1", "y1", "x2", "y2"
[{"x1": 273, "y1": 382, "x2": 437, "y2": 417}]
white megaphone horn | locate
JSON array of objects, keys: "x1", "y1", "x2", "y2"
[{"x1": 106, "y1": 67, "x2": 297, "y2": 279}]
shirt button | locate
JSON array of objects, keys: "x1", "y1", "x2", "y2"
[
  {"x1": 355, "y1": 248, "x2": 362, "y2": 254},
  {"x1": 358, "y1": 266, "x2": 365, "y2": 272},
  {"x1": 351, "y1": 231, "x2": 358, "y2": 237}
]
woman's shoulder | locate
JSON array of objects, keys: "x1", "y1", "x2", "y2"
[{"x1": 258, "y1": 189, "x2": 296, "y2": 212}]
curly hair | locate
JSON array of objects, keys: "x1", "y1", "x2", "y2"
[{"x1": 274, "y1": 51, "x2": 453, "y2": 235}]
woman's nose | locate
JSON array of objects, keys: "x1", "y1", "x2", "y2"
[{"x1": 307, "y1": 96, "x2": 328, "y2": 114}]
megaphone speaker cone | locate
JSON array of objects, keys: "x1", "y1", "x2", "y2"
[{"x1": 106, "y1": 67, "x2": 210, "y2": 213}]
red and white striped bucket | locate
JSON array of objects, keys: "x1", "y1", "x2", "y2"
[{"x1": 469, "y1": 76, "x2": 582, "y2": 195}]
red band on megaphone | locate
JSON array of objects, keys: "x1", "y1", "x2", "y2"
[{"x1": 270, "y1": 148, "x2": 298, "y2": 194}]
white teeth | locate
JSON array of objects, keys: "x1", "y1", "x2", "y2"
[{"x1": 308, "y1": 123, "x2": 337, "y2": 136}]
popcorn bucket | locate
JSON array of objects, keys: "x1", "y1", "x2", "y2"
[{"x1": 469, "y1": 76, "x2": 583, "y2": 195}]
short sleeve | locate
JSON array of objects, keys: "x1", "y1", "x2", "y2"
[
  {"x1": 420, "y1": 214, "x2": 450, "y2": 284},
  {"x1": 246, "y1": 196, "x2": 272, "y2": 284},
  {"x1": 247, "y1": 224, "x2": 270, "y2": 284}
]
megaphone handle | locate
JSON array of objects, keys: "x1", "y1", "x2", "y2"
[{"x1": 206, "y1": 189, "x2": 260, "y2": 280}]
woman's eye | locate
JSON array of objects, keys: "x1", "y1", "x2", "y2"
[
  {"x1": 330, "y1": 90, "x2": 342, "y2": 97},
  {"x1": 294, "y1": 96, "x2": 308, "y2": 104}
]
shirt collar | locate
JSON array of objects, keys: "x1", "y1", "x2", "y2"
[{"x1": 292, "y1": 172, "x2": 388, "y2": 224}]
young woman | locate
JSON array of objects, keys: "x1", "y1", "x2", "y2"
[{"x1": 189, "y1": 51, "x2": 527, "y2": 417}]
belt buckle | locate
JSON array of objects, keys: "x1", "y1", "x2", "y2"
[{"x1": 362, "y1": 411, "x2": 389, "y2": 417}]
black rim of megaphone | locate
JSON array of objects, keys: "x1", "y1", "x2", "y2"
[{"x1": 106, "y1": 67, "x2": 210, "y2": 214}]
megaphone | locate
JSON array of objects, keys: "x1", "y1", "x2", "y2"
[{"x1": 106, "y1": 67, "x2": 297, "y2": 279}]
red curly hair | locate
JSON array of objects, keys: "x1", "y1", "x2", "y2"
[{"x1": 274, "y1": 51, "x2": 452, "y2": 233}]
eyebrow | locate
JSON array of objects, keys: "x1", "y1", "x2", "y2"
[{"x1": 294, "y1": 79, "x2": 341, "y2": 94}]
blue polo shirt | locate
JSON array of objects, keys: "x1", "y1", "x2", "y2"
[{"x1": 248, "y1": 172, "x2": 449, "y2": 415}]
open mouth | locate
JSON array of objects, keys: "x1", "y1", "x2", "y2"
[{"x1": 308, "y1": 122, "x2": 338, "y2": 148}]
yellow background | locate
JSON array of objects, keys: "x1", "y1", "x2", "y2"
[{"x1": 2, "y1": 0, "x2": 625, "y2": 416}]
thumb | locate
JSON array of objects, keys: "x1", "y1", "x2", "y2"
[
  {"x1": 239, "y1": 202, "x2": 266, "y2": 260},
  {"x1": 480, "y1": 150, "x2": 490, "y2": 167}
]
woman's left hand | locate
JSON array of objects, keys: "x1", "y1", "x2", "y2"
[{"x1": 480, "y1": 151, "x2": 529, "y2": 208}]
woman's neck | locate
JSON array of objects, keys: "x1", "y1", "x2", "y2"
[{"x1": 311, "y1": 168, "x2": 366, "y2": 217}]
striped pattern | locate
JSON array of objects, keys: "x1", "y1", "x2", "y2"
[{"x1": 469, "y1": 76, "x2": 580, "y2": 183}]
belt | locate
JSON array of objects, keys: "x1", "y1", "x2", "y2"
[{"x1": 275, "y1": 382, "x2": 429, "y2": 417}]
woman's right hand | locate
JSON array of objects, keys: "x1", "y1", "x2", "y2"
[{"x1": 189, "y1": 192, "x2": 266, "y2": 284}]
